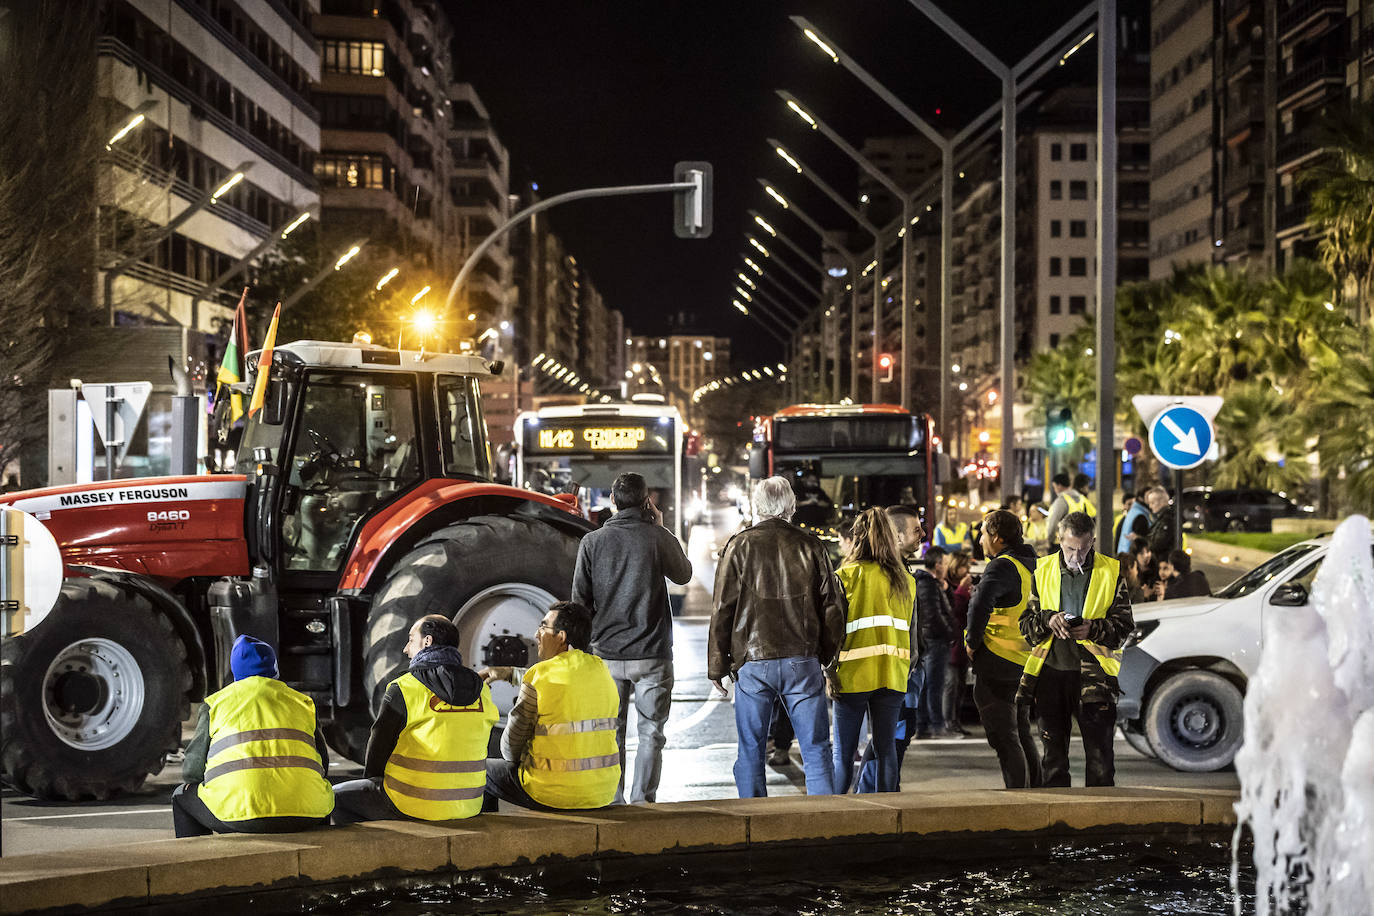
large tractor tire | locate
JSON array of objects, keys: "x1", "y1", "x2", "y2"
[
  {"x1": 329, "y1": 515, "x2": 579, "y2": 761},
  {"x1": 0, "y1": 578, "x2": 192, "y2": 800}
]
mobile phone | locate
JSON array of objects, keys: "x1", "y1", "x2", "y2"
[{"x1": 1062, "y1": 613, "x2": 1084, "y2": 628}]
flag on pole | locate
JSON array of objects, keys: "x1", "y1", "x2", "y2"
[
  {"x1": 214, "y1": 288, "x2": 249, "y2": 423},
  {"x1": 248, "y1": 302, "x2": 281, "y2": 418}
]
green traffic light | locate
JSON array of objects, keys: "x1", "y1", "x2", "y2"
[{"x1": 1048, "y1": 426, "x2": 1076, "y2": 448}]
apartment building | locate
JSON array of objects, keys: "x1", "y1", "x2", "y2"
[
  {"x1": 627, "y1": 334, "x2": 730, "y2": 419},
  {"x1": 1149, "y1": 0, "x2": 1216, "y2": 278},
  {"x1": 99, "y1": 0, "x2": 321, "y2": 330},
  {"x1": 312, "y1": 0, "x2": 513, "y2": 334}
]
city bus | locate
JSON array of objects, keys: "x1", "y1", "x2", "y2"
[
  {"x1": 514, "y1": 401, "x2": 686, "y2": 542},
  {"x1": 748, "y1": 403, "x2": 936, "y2": 540}
]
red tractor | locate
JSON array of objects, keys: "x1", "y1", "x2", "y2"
[{"x1": 0, "y1": 340, "x2": 590, "y2": 800}]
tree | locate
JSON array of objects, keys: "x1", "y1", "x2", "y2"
[
  {"x1": 1307, "y1": 320, "x2": 1374, "y2": 515},
  {"x1": 1303, "y1": 101, "x2": 1374, "y2": 322},
  {"x1": 1210, "y1": 381, "x2": 1310, "y2": 494},
  {"x1": 0, "y1": 0, "x2": 101, "y2": 483},
  {"x1": 1024, "y1": 324, "x2": 1098, "y2": 464}
]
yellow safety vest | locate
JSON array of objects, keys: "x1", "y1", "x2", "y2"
[
  {"x1": 519, "y1": 649, "x2": 621, "y2": 810},
  {"x1": 980, "y1": 555, "x2": 1035, "y2": 667},
  {"x1": 1062, "y1": 491, "x2": 1097, "y2": 518},
  {"x1": 198, "y1": 676, "x2": 334, "y2": 823},
  {"x1": 1024, "y1": 553, "x2": 1122, "y2": 678},
  {"x1": 935, "y1": 522, "x2": 970, "y2": 546},
  {"x1": 384, "y1": 673, "x2": 497, "y2": 820},
  {"x1": 835, "y1": 561, "x2": 915, "y2": 694}
]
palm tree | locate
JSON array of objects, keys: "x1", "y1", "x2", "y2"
[
  {"x1": 1303, "y1": 101, "x2": 1374, "y2": 322},
  {"x1": 1306, "y1": 321, "x2": 1374, "y2": 515},
  {"x1": 1211, "y1": 381, "x2": 1310, "y2": 493}
]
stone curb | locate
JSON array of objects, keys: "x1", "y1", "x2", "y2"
[{"x1": 0, "y1": 786, "x2": 1238, "y2": 915}]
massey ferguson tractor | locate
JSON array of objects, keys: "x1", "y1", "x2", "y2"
[{"x1": 0, "y1": 340, "x2": 591, "y2": 800}]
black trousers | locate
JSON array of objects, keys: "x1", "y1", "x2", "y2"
[
  {"x1": 1033, "y1": 666, "x2": 1116, "y2": 787},
  {"x1": 972, "y1": 673, "x2": 1042, "y2": 789},
  {"x1": 171, "y1": 783, "x2": 327, "y2": 838}
]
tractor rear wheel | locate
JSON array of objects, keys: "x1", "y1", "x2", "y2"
[
  {"x1": 0, "y1": 578, "x2": 191, "y2": 800},
  {"x1": 335, "y1": 515, "x2": 579, "y2": 760}
]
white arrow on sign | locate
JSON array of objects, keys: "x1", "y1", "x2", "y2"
[{"x1": 1159, "y1": 413, "x2": 1201, "y2": 455}]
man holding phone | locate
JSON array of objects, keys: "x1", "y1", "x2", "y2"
[
  {"x1": 1016, "y1": 511, "x2": 1134, "y2": 787},
  {"x1": 572, "y1": 472, "x2": 692, "y2": 804}
]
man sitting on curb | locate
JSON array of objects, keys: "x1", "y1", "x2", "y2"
[
  {"x1": 480, "y1": 602, "x2": 621, "y2": 812},
  {"x1": 173, "y1": 635, "x2": 334, "y2": 837},
  {"x1": 333, "y1": 615, "x2": 496, "y2": 823}
]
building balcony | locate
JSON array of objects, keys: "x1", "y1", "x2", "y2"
[
  {"x1": 1225, "y1": 37, "x2": 1264, "y2": 75},
  {"x1": 1224, "y1": 99, "x2": 1265, "y2": 138},
  {"x1": 1278, "y1": 0, "x2": 1345, "y2": 41},
  {"x1": 1223, "y1": 161, "x2": 1266, "y2": 198},
  {"x1": 1278, "y1": 58, "x2": 1345, "y2": 105},
  {"x1": 1277, "y1": 195, "x2": 1312, "y2": 232},
  {"x1": 1277, "y1": 131, "x2": 1324, "y2": 168},
  {"x1": 1221, "y1": 222, "x2": 1264, "y2": 260}
]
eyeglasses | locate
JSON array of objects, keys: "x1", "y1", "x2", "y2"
[{"x1": 536, "y1": 622, "x2": 554, "y2": 634}]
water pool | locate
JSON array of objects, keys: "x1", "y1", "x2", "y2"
[{"x1": 310, "y1": 838, "x2": 1257, "y2": 915}]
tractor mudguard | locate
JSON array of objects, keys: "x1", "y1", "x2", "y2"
[
  {"x1": 338, "y1": 479, "x2": 592, "y2": 593},
  {"x1": 68, "y1": 564, "x2": 210, "y2": 701}
]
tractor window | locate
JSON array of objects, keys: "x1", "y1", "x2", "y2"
[
  {"x1": 437, "y1": 375, "x2": 489, "y2": 478},
  {"x1": 282, "y1": 372, "x2": 421, "y2": 571}
]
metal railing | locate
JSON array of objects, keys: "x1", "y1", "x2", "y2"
[
  {"x1": 105, "y1": 148, "x2": 271, "y2": 239},
  {"x1": 1278, "y1": 57, "x2": 1345, "y2": 101},
  {"x1": 1278, "y1": 0, "x2": 1345, "y2": 40}
]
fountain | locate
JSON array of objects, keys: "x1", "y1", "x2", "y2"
[{"x1": 1233, "y1": 515, "x2": 1374, "y2": 914}]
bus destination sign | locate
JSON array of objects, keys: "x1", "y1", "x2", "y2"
[{"x1": 526, "y1": 418, "x2": 670, "y2": 455}]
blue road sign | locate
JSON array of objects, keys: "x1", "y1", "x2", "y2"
[{"x1": 1148, "y1": 405, "x2": 1214, "y2": 470}]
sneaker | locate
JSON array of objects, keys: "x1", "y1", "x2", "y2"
[
  {"x1": 768, "y1": 747, "x2": 792, "y2": 767},
  {"x1": 914, "y1": 730, "x2": 933, "y2": 740}
]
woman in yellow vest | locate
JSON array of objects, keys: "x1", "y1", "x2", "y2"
[
  {"x1": 829, "y1": 507, "x2": 916, "y2": 793},
  {"x1": 172, "y1": 635, "x2": 334, "y2": 837},
  {"x1": 332, "y1": 615, "x2": 496, "y2": 823},
  {"x1": 1016, "y1": 511, "x2": 1135, "y2": 787},
  {"x1": 481, "y1": 601, "x2": 621, "y2": 811}
]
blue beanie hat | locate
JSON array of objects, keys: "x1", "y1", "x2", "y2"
[{"x1": 230, "y1": 635, "x2": 278, "y2": 681}]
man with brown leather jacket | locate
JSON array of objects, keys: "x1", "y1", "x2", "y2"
[{"x1": 709, "y1": 475, "x2": 846, "y2": 797}]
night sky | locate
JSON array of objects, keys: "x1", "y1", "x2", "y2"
[{"x1": 446, "y1": 0, "x2": 1095, "y2": 366}]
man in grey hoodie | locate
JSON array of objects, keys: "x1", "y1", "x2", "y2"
[{"x1": 572, "y1": 472, "x2": 692, "y2": 804}]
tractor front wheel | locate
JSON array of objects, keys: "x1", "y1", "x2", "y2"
[{"x1": 0, "y1": 578, "x2": 191, "y2": 800}]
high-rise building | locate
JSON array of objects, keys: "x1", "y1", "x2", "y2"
[
  {"x1": 312, "y1": 0, "x2": 513, "y2": 332},
  {"x1": 99, "y1": 0, "x2": 321, "y2": 330},
  {"x1": 628, "y1": 333, "x2": 730, "y2": 419},
  {"x1": 1149, "y1": 0, "x2": 1216, "y2": 278}
]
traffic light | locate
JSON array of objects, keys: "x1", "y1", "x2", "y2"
[
  {"x1": 877, "y1": 352, "x2": 894, "y2": 383},
  {"x1": 673, "y1": 161, "x2": 713, "y2": 238},
  {"x1": 1047, "y1": 407, "x2": 1076, "y2": 448}
]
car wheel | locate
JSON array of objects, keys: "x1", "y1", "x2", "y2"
[
  {"x1": 1143, "y1": 670, "x2": 1244, "y2": 772},
  {"x1": 1120, "y1": 725, "x2": 1157, "y2": 760}
]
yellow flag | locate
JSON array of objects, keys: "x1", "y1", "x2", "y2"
[{"x1": 248, "y1": 303, "x2": 281, "y2": 417}]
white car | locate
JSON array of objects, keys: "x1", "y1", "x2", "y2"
[{"x1": 1117, "y1": 535, "x2": 1366, "y2": 772}]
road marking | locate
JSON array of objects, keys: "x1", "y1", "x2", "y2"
[
  {"x1": 665, "y1": 694, "x2": 727, "y2": 738},
  {"x1": 7, "y1": 807, "x2": 168, "y2": 822}
]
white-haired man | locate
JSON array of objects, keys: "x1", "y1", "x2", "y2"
[{"x1": 709, "y1": 475, "x2": 846, "y2": 797}]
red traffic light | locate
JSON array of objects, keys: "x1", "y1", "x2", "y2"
[{"x1": 877, "y1": 353, "x2": 893, "y2": 369}]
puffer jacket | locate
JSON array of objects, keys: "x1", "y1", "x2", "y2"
[
  {"x1": 708, "y1": 517, "x2": 846, "y2": 680},
  {"x1": 913, "y1": 568, "x2": 957, "y2": 645}
]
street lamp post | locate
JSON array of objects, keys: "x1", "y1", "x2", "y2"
[
  {"x1": 761, "y1": 147, "x2": 878, "y2": 401},
  {"x1": 280, "y1": 239, "x2": 368, "y2": 310},
  {"x1": 777, "y1": 90, "x2": 910, "y2": 406},
  {"x1": 188, "y1": 208, "x2": 313, "y2": 329}
]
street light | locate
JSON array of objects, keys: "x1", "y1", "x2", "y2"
[
  {"x1": 105, "y1": 100, "x2": 157, "y2": 149},
  {"x1": 409, "y1": 285, "x2": 432, "y2": 305},
  {"x1": 210, "y1": 170, "x2": 247, "y2": 203},
  {"x1": 334, "y1": 244, "x2": 361, "y2": 270},
  {"x1": 375, "y1": 268, "x2": 400, "y2": 290}
]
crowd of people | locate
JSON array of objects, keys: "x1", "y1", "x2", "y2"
[{"x1": 171, "y1": 470, "x2": 1199, "y2": 837}]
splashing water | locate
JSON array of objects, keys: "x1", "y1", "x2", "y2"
[{"x1": 1233, "y1": 516, "x2": 1374, "y2": 914}]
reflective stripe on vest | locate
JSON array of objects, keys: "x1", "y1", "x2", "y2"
[
  {"x1": 520, "y1": 649, "x2": 621, "y2": 809},
  {"x1": 197, "y1": 676, "x2": 334, "y2": 823},
  {"x1": 835, "y1": 561, "x2": 915, "y2": 694},
  {"x1": 384, "y1": 673, "x2": 497, "y2": 820},
  {"x1": 981, "y1": 555, "x2": 1034, "y2": 666},
  {"x1": 1023, "y1": 553, "x2": 1122, "y2": 679}
]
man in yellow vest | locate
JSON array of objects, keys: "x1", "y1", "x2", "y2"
[
  {"x1": 172, "y1": 635, "x2": 334, "y2": 836},
  {"x1": 1017, "y1": 511, "x2": 1135, "y2": 787},
  {"x1": 332, "y1": 615, "x2": 496, "y2": 822},
  {"x1": 481, "y1": 601, "x2": 621, "y2": 811},
  {"x1": 965, "y1": 509, "x2": 1042, "y2": 788},
  {"x1": 932, "y1": 505, "x2": 973, "y2": 550}
]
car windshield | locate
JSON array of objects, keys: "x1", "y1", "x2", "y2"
[{"x1": 1213, "y1": 542, "x2": 1322, "y2": 599}]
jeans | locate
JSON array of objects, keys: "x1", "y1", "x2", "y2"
[
  {"x1": 1033, "y1": 666, "x2": 1117, "y2": 787},
  {"x1": 973, "y1": 672, "x2": 1042, "y2": 789},
  {"x1": 732, "y1": 657, "x2": 833, "y2": 796},
  {"x1": 331, "y1": 776, "x2": 407, "y2": 824},
  {"x1": 911, "y1": 638, "x2": 951, "y2": 734},
  {"x1": 832, "y1": 688, "x2": 903, "y2": 793},
  {"x1": 172, "y1": 783, "x2": 327, "y2": 837},
  {"x1": 604, "y1": 656, "x2": 674, "y2": 804}
]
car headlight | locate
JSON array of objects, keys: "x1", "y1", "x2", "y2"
[{"x1": 1123, "y1": 619, "x2": 1160, "y2": 650}]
